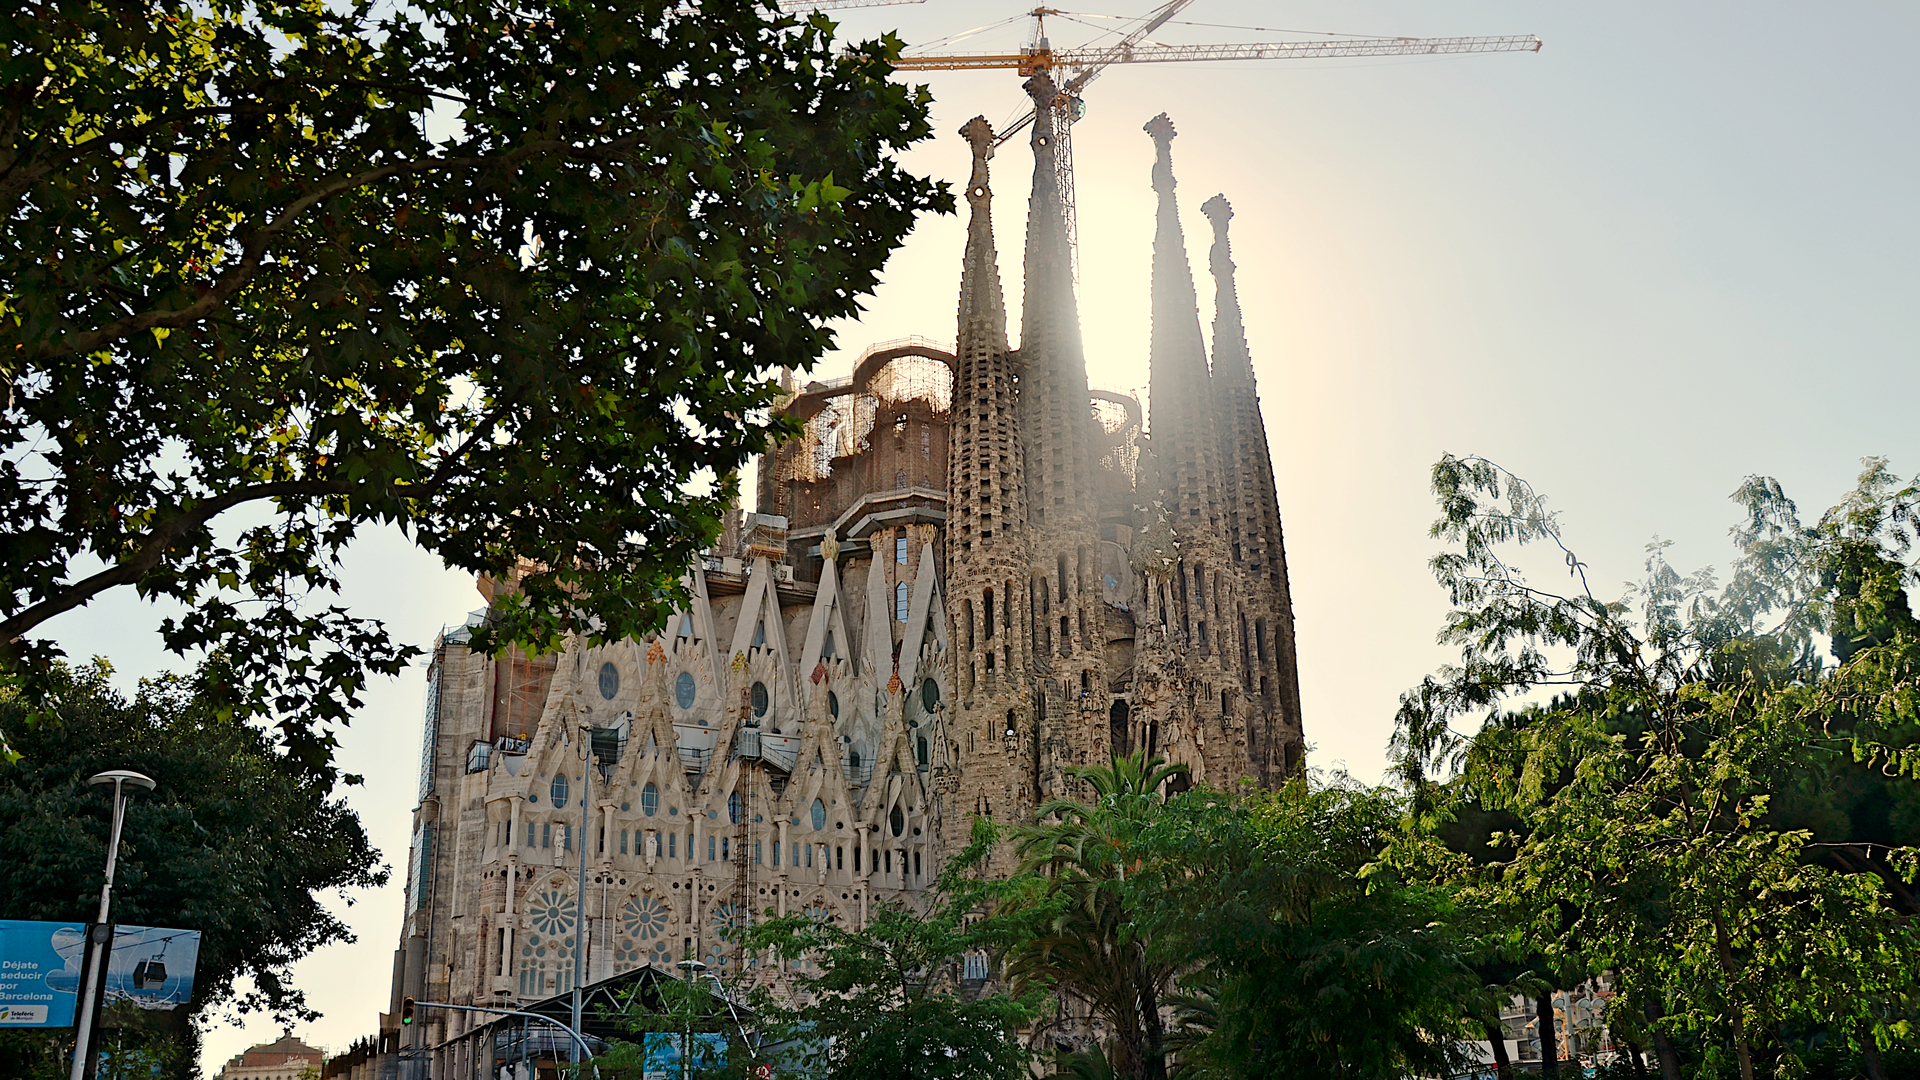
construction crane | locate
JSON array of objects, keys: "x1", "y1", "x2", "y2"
[
  {"x1": 779, "y1": 0, "x2": 926, "y2": 9},
  {"x1": 891, "y1": 3, "x2": 1541, "y2": 270}
]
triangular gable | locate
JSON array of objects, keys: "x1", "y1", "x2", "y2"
[
  {"x1": 897, "y1": 541, "x2": 943, "y2": 691},
  {"x1": 688, "y1": 566, "x2": 725, "y2": 685},
  {"x1": 860, "y1": 551, "x2": 894, "y2": 686},
  {"x1": 799, "y1": 556, "x2": 858, "y2": 681},
  {"x1": 728, "y1": 556, "x2": 799, "y2": 720}
]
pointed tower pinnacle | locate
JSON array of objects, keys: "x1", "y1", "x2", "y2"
[
  {"x1": 1203, "y1": 192, "x2": 1304, "y2": 780},
  {"x1": 947, "y1": 116, "x2": 1037, "y2": 855},
  {"x1": 1015, "y1": 74, "x2": 1110, "y2": 808},
  {"x1": 950, "y1": 115, "x2": 1026, "y2": 564},
  {"x1": 1018, "y1": 73, "x2": 1099, "y2": 534},
  {"x1": 1144, "y1": 114, "x2": 1225, "y2": 534}
]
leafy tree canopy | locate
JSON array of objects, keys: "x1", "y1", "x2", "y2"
[
  {"x1": 0, "y1": 660, "x2": 386, "y2": 1076},
  {"x1": 0, "y1": 0, "x2": 948, "y2": 773}
]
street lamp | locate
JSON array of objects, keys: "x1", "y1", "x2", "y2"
[
  {"x1": 70, "y1": 769, "x2": 156, "y2": 1080},
  {"x1": 572, "y1": 724, "x2": 623, "y2": 1067},
  {"x1": 675, "y1": 957, "x2": 707, "y2": 1080}
]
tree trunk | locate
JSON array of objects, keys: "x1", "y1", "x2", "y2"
[
  {"x1": 1482, "y1": 1019, "x2": 1513, "y2": 1078},
  {"x1": 1536, "y1": 994, "x2": 1560, "y2": 1080},
  {"x1": 1861, "y1": 1025, "x2": 1890, "y2": 1080},
  {"x1": 1135, "y1": 950, "x2": 1168, "y2": 1080},
  {"x1": 1620, "y1": 1037, "x2": 1650, "y2": 1080},
  {"x1": 1650, "y1": 1029, "x2": 1683, "y2": 1080},
  {"x1": 1709, "y1": 910, "x2": 1756, "y2": 1080}
]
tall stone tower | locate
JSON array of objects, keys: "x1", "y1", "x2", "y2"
[
  {"x1": 1014, "y1": 74, "x2": 1117, "y2": 807},
  {"x1": 1204, "y1": 193, "x2": 1305, "y2": 780},
  {"x1": 946, "y1": 115, "x2": 1035, "y2": 841}
]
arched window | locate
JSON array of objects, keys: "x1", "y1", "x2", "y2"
[
  {"x1": 674, "y1": 671, "x2": 696, "y2": 710},
  {"x1": 677, "y1": 612, "x2": 695, "y2": 638},
  {"x1": 895, "y1": 535, "x2": 909, "y2": 564},
  {"x1": 895, "y1": 582, "x2": 910, "y2": 622},
  {"x1": 598, "y1": 662, "x2": 619, "y2": 700},
  {"x1": 890, "y1": 804, "x2": 905, "y2": 837},
  {"x1": 751, "y1": 621, "x2": 766, "y2": 648},
  {"x1": 641, "y1": 782, "x2": 658, "y2": 817},
  {"x1": 811, "y1": 798, "x2": 827, "y2": 831},
  {"x1": 827, "y1": 691, "x2": 840, "y2": 719},
  {"x1": 916, "y1": 734, "x2": 930, "y2": 768},
  {"x1": 919, "y1": 679, "x2": 940, "y2": 713},
  {"x1": 750, "y1": 681, "x2": 770, "y2": 718},
  {"x1": 728, "y1": 791, "x2": 742, "y2": 824},
  {"x1": 550, "y1": 774, "x2": 569, "y2": 809}
]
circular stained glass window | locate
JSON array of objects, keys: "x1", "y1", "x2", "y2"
[
  {"x1": 550, "y1": 774, "x2": 570, "y2": 809},
  {"x1": 920, "y1": 679, "x2": 939, "y2": 713},
  {"x1": 641, "y1": 783, "x2": 658, "y2": 817},
  {"x1": 750, "y1": 681, "x2": 769, "y2": 717},
  {"x1": 674, "y1": 671, "x2": 696, "y2": 710},
  {"x1": 528, "y1": 891, "x2": 576, "y2": 936},
  {"x1": 827, "y1": 691, "x2": 839, "y2": 718},
  {"x1": 810, "y1": 798, "x2": 826, "y2": 831},
  {"x1": 598, "y1": 662, "x2": 619, "y2": 700},
  {"x1": 622, "y1": 895, "x2": 670, "y2": 941}
]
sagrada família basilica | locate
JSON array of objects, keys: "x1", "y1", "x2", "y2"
[{"x1": 379, "y1": 73, "x2": 1302, "y2": 1078}]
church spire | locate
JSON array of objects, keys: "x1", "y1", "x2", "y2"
[
  {"x1": 1018, "y1": 73, "x2": 1098, "y2": 532},
  {"x1": 1143, "y1": 113, "x2": 1225, "y2": 533},
  {"x1": 1203, "y1": 192, "x2": 1305, "y2": 781},
  {"x1": 957, "y1": 117, "x2": 1009, "y2": 354},
  {"x1": 947, "y1": 116, "x2": 1037, "y2": 853}
]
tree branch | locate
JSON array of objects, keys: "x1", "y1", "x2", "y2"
[{"x1": 0, "y1": 478, "x2": 350, "y2": 648}]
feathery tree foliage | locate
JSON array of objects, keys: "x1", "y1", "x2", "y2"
[
  {"x1": 742, "y1": 820, "x2": 1045, "y2": 1080},
  {"x1": 1393, "y1": 454, "x2": 1920, "y2": 1080},
  {"x1": 0, "y1": 0, "x2": 947, "y2": 771}
]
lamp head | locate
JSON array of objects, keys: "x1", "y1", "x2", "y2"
[
  {"x1": 676, "y1": 959, "x2": 708, "y2": 973},
  {"x1": 88, "y1": 770, "x2": 156, "y2": 792}
]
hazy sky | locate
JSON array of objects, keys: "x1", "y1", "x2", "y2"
[{"x1": 35, "y1": 1, "x2": 1920, "y2": 1072}]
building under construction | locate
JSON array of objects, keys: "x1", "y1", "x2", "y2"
[{"x1": 385, "y1": 82, "x2": 1303, "y2": 1077}]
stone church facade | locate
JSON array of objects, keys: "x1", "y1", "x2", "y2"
[{"x1": 389, "y1": 79, "x2": 1303, "y2": 1075}]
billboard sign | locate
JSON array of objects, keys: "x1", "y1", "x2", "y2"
[
  {"x1": 641, "y1": 1032, "x2": 727, "y2": 1080},
  {"x1": 0, "y1": 921, "x2": 201, "y2": 1027},
  {"x1": 0, "y1": 920, "x2": 85, "y2": 1027},
  {"x1": 102, "y1": 925, "x2": 201, "y2": 1010}
]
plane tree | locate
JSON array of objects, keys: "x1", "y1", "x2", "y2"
[{"x1": 0, "y1": 0, "x2": 948, "y2": 771}]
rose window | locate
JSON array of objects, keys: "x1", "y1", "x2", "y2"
[
  {"x1": 709, "y1": 900, "x2": 742, "y2": 933},
  {"x1": 528, "y1": 891, "x2": 576, "y2": 936},
  {"x1": 622, "y1": 895, "x2": 670, "y2": 941}
]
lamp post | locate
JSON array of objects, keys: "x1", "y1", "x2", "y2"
[
  {"x1": 572, "y1": 725, "x2": 622, "y2": 1068},
  {"x1": 70, "y1": 769, "x2": 156, "y2": 1080},
  {"x1": 675, "y1": 957, "x2": 707, "y2": 1080}
]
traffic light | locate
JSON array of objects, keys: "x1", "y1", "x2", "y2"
[{"x1": 401, "y1": 997, "x2": 416, "y2": 1025}]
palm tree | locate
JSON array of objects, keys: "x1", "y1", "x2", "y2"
[{"x1": 1007, "y1": 751, "x2": 1188, "y2": 1080}]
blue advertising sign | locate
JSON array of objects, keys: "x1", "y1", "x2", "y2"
[
  {"x1": 102, "y1": 925, "x2": 201, "y2": 1011},
  {"x1": 641, "y1": 1032, "x2": 727, "y2": 1080},
  {"x1": 0, "y1": 919, "x2": 86, "y2": 1027},
  {"x1": 0, "y1": 922, "x2": 202, "y2": 1027}
]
